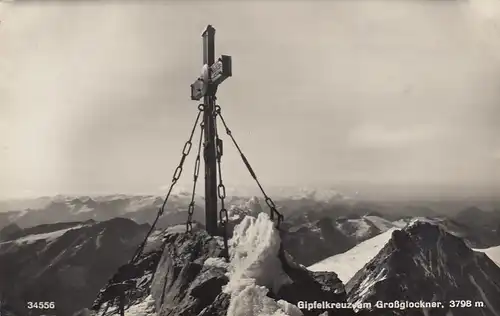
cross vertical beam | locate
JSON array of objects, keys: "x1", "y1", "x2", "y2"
[
  {"x1": 202, "y1": 25, "x2": 218, "y2": 236},
  {"x1": 190, "y1": 25, "x2": 232, "y2": 236}
]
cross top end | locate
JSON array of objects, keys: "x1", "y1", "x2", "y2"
[
  {"x1": 202, "y1": 25, "x2": 216, "y2": 37},
  {"x1": 191, "y1": 25, "x2": 231, "y2": 101}
]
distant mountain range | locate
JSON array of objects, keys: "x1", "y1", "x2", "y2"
[
  {"x1": 0, "y1": 190, "x2": 349, "y2": 230},
  {"x1": 0, "y1": 194, "x2": 499, "y2": 315}
]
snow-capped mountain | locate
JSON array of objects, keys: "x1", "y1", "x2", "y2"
[
  {"x1": 0, "y1": 218, "x2": 150, "y2": 316},
  {"x1": 345, "y1": 219, "x2": 500, "y2": 316},
  {"x1": 309, "y1": 216, "x2": 500, "y2": 284},
  {"x1": 85, "y1": 213, "x2": 355, "y2": 316}
]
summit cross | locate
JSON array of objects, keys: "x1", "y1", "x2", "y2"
[{"x1": 190, "y1": 25, "x2": 232, "y2": 236}]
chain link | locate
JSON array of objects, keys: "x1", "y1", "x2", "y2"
[
  {"x1": 214, "y1": 110, "x2": 230, "y2": 261},
  {"x1": 130, "y1": 105, "x2": 204, "y2": 264},
  {"x1": 215, "y1": 105, "x2": 284, "y2": 229},
  {"x1": 186, "y1": 121, "x2": 205, "y2": 233}
]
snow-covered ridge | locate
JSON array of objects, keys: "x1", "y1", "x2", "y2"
[
  {"x1": 13, "y1": 224, "x2": 84, "y2": 245},
  {"x1": 0, "y1": 223, "x2": 85, "y2": 246},
  {"x1": 308, "y1": 228, "x2": 397, "y2": 283}
]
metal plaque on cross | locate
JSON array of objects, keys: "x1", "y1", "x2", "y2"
[{"x1": 190, "y1": 28, "x2": 232, "y2": 101}]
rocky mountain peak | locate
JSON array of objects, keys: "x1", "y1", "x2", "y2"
[
  {"x1": 87, "y1": 213, "x2": 354, "y2": 316},
  {"x1": 346, "y1": 219, "x2": 500, "y2": 316}
]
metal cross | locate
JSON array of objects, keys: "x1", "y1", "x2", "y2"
[{"x1": 190, "y1": 25, "x2": 232, "y2": 236}]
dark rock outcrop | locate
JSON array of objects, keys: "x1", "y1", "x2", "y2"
[
  {"x1": 278, "y1": 249, "x2": 353, "y2": 316},
  {"x1": 150, "y1": 230, "x2": 227, "y2": 316},
  {"x1": 91, "y1": 227, "x2": 228, "y2": 316},
  {"x1": 91, "y1": 219, "x2": 354, "y2": 316},
  {"x1": 0, "y1": 222, "x2": 22, "y2": 241}
]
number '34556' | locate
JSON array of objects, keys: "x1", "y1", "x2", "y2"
[{"x1": 27, "y1": 302, "x2": 55, "y2": 309}]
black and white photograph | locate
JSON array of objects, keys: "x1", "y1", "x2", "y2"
[{"x1": 1, "y1": 0, "x2": 500, "y2": 315}]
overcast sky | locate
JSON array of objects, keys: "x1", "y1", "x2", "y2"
[{"x1": 1, "y1": 0, "x2": 499, "y2": 199}]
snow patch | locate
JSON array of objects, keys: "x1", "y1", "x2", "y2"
[
  {"x1": 75, "y1": 205, "x2": 94, "y2": 213},
  {"x1": 227, "y1": 284, "x2": 302, "y2": 316},
  {"x1": 204, "y1": 257, "x2": 229, "y2": 269},
  {"x1": 276, "y1": 300, "x2": 303, "y2": 316},
  {"x1": 164, "y1": 224, "x2": 190, "y2": 234},
  {"x1": 95, "y1": 228, "x2": 105, "y2": 249},
  {"x1": 225, "y1": 213, "x2": 292, "y2": 294},
  {"x1": 308, "y1": 228, "x2": 397, "y2": 283},
  {"x1": 103, "y1": 294, "x2": 157, "y2": 316},
  {"x1": 136, "y1": 273, "x2": 153, "y2": 288},
  {"x1": 352, "y1": 267, "x2": 388, "y2": 303},
  {"x1": 224, "y1": 213, "x2": 301, "y2": 316},
  {"x1": 125, "y1": 294, "x2": 157, "y2": 315},
  {"x1": 474, "y1": 246, "x2": 500, "y2": 267},
  {"x1": 405, "y1": 217, "x2": 439, "y2": 229},
  {"x1": 391, "y1": 218, "x2": 413, "y2": 228},
  {"x1": 125, "y1": 196, "x2": 160, "y2": 213},
  {"x1": 10, "y1": 225, "x2": 83, "y2": 245}
]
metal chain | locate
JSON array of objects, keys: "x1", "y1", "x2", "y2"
[
  {"x1": 215, "y1": 105, "x2": 284, "y2": 229},
  {"x1": 186, "y1": 120, "x2": 205, "y2": 233},
  {"x1": 214, "y1": 110, "x2": 230, "y2": 261},
  {"x1": 130, "y1": 104, "x2": 204, "y2": 263}
]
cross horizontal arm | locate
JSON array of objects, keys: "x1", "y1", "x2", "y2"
[{"x1": 190, "y1": 55, "x2": 232, "y2": 101}]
